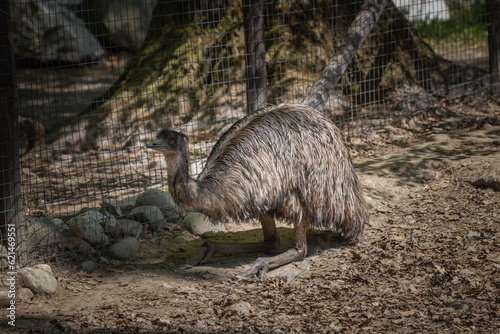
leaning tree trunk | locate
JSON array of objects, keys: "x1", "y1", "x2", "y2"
[{"x1": 73, "y1": 0, "x2": 443, "y2": 151}]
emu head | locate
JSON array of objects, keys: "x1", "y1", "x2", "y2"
[{"x1": 147, "y1": 129, "x2": 188, "y2": 156}]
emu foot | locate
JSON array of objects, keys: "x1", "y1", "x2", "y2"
[
  {"x1": 237, "y1": 257, "x2": 270, "y2": 280},
  {"x1": 183, "y1": 239, "x2": 281, "y2": 268},
  {"x1": 184, "y1": 242, "x2": 217, "y2": 266},
  {"x1": 237, "y1": 247, "x2": 307, "y2": 280}
]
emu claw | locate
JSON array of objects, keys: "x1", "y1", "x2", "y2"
[
  {"x1": 237, "y1": 257, "x2": 270, "y2": 280},
  {"x1": 185, "y1": 243, "x2": 216, "y2": 266}
]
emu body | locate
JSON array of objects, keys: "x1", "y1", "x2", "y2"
[{"x1": 147, "y1": 103, "x2": 368, "y2": 278}]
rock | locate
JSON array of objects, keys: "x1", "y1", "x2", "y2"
[
  {"x1": 102, "y1": 216, "x2": 122, "y2": 241},
  {"x1": 227, "y1": 301, "x2": 253, "y2": 316},
  {"x1": 108, "y1": 237, "x2": 140, "y2": 261},
  {"x1": 84, "y1": 0, "x2": 158, "y2": 50},
  {"x1": 19, "y1": 287, "x2": 35, "y2": 301},
  {"x1": 0, "y1": 291, "x2": 10, "y2": 307},
  {"x1": 81, "y1": 260, "x2": 97, "y2": 273},
  {"x1": 117, "y1": 195, "x2": 138, "y2": 212},
  {"x1": 136, "y1": 189, "x2": 182, "y2": 222},
  {"x1": 449, "y1": 300, "x2": 467, "y2": 309},
  {"x1": 182, "y1": 212, "x2": 226, "y2": 236},
  {"x1": 16, "y1": 318, "x2": 37, "y2": 329},
  {"x1": 128, "y1": 206, "x2": 165, "y2": 233},
  {"x1": 100, "y1": 200, "x2": 123, "y2": 217},
  {"x1": 116, "y1": 219, "x2": 144, "y2": 238},
  {"x1": 18, "y1": 266, "x2": 58, "y2": 294},
  {"x1": 25, "y1": 216, "x2": 64, "y2": 252},
  {"x1": 73, "y1": 239, "x2": 97, "y2": 259},
  {"x1": 41, "y1": 216, "x2": 70, "y2": 235},
  {"x1": 67, "y1": 211, "x2": 109, "y2": 247},
  {"x1": 173, "y1": 231, "x2": 194, "y2": 244},
  {"x1": 11, "y1": 0, "x2": 104, "y2": 63},
  {"x1": 33, "y1": 263, "x2": 54, "y2": 275}
]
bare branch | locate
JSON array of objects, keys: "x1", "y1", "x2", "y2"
[{"x1": 302, "y1": 0, "x2": 388, "y2": 109}]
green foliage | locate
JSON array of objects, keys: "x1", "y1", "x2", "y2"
[{"x1": 415, "y1": 1, "x2": 487, "y2": 45}]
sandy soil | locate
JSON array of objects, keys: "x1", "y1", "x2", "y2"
[{"x1": 4, "y1": 99, "x2": 500, "y2": 333}]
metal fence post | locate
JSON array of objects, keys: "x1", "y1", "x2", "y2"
[{"x1": 0, "y1": 0, "x2": 26, "y2": 267}]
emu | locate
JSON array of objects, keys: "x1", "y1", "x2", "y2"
[{"x1": 147, "y1": 103, "x2": 369, "y2": 279}]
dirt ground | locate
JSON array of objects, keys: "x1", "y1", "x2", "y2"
[{"x1": 5, "y1": 98, "x2": 500, "y2": 333}]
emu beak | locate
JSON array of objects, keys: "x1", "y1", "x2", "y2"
[{"x1": 147, "y1": 139, "x2": 166, "y2": 150}]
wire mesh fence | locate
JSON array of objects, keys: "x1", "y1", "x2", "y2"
[{"x1": 0, "y1": 0, "x2": 496, "y2": 267}]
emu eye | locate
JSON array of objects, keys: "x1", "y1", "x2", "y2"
[{"x1": 168, "y1": 139, "x2": 175, "y2": 145}]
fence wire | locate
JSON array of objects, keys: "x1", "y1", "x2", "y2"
[{"x1": 0, "y1": 0, "x2": 496, "y2": 267}]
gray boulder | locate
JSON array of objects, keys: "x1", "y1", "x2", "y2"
[
  {"x1": 42, "y1": 216, "x2": 70, "y2": 235},
  {"x1": 116, "y1": 195, "x2": 138, "y2": 212},
  {"x1": 18, "y1": 265, "x2": 58, "y2": 294},
  {"x1": 72, "y1": 239, "x2": 97, "y2": 259},
  {"x1": 128, "y1": 206, "x2": 164, "y2": 233},
  {"x1": 182, "y1": 212, "x2": 226, "y2": 236},
  {"x1": 81, "y1": 260, "x2": 97, "y2": 273},
  {"x1": 108, "y1": 237, "x2": 140, "y2": 261},
  {"x1": 116, "y1": 219, "x2": 144, "y2": 238},
  {"x1": 100, "y1": 200, "x2": 123, "y2": 217},
  {"x1": 84, "y1": 0, "x2": 157, "y2": 50},
  {"x1": 11, "y1": 0, "x2": 104, "y2": 63},
  {"x1": 101, "y1": 215, "x2": 121, "y2": 241},
  {"x1": 136, "y1": 189, "x2": 182, "y2": 222},
  {"x1": 67, "y1": 211, "x2": 109, "y2": 247},
  {"x1": 25, "y1": 216, "x2": 65, "y2": 250}
]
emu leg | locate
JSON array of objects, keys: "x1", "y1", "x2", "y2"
[
  {"x1": 185, "y1": 213, "x2": 280, "y2": 266},
  {"x1": 238, "y1": 217, "x2": 310, "y2": 280}
]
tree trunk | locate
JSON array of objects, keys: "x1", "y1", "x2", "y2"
[
  {"x1": 487, "y1": 0, "x2": 500, "y2": 95},
  {"x1": 303, "y1": 0, "x2": 388, "y2": 109},
  {"x1": 243, "y1": 0, "x2": 267, "y2": 113},
  {"x1": 73, "y1": 0, "x2": 445, "y2": 150}
]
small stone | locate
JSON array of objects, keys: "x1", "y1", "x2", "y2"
[
  {"x1": 0, "y1": 291, "x2": 10, "y2": 307},
  {"x1": 117, "y1": 195, "x2": 138, "y2": 212},
  {"x1": 81, "y1": 261, "x2": 97, "y2": 274},
  {"x1": 66, "y1": 211, "x2": 109, "y2": 247},
  {"x1": 128, "y1": 206, "x2": 165, "y2": 233},
  {"x1": 136, "y1": 189, "x2": 182, "y2": 222},
  {"x1": 16, "y1": 318, "x2": 37, "y2": 329},
  {"x1": 18, "y1": 266, "x2": 58, "y2": 294},
  {"x1": 74, "y1": 239, "x2": 97, "y2": 259},
  {"x1": 33, "y1": 263, "x2": 54, "y2": 275},
  {"x1": 449, "y1": 300, "x2": 467, "y2": 309},
  {"x1": 117, "y1": 219, "x2": 144, "y2": 238},
  {"x1": 19, "y1": 287, "x2": 34, "y2": 301},
  {"x1": 100, "y1": 200, "x2": 123, "y2": 217},
  {"x1": 108, "y1": 237, "x2": 140, "y2": 261},
  {"x1": 182, "y1": 212, "x2": 226, "y2": 236},
  {"x1": 173, "y1": 231, "x2": 194, "y2": 245}
]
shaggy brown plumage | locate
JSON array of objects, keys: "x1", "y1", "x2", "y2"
[{"x1": 148, "y1": 103, "x2": 368, "y2": 278}]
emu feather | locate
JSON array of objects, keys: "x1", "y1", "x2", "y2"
[{"x1": 147, "y1": 103, "x2": 368, "y2": 278}]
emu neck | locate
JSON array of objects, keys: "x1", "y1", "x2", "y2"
[{"x1": 164, "y1": 151, "x2": 199, "y2": 210}]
